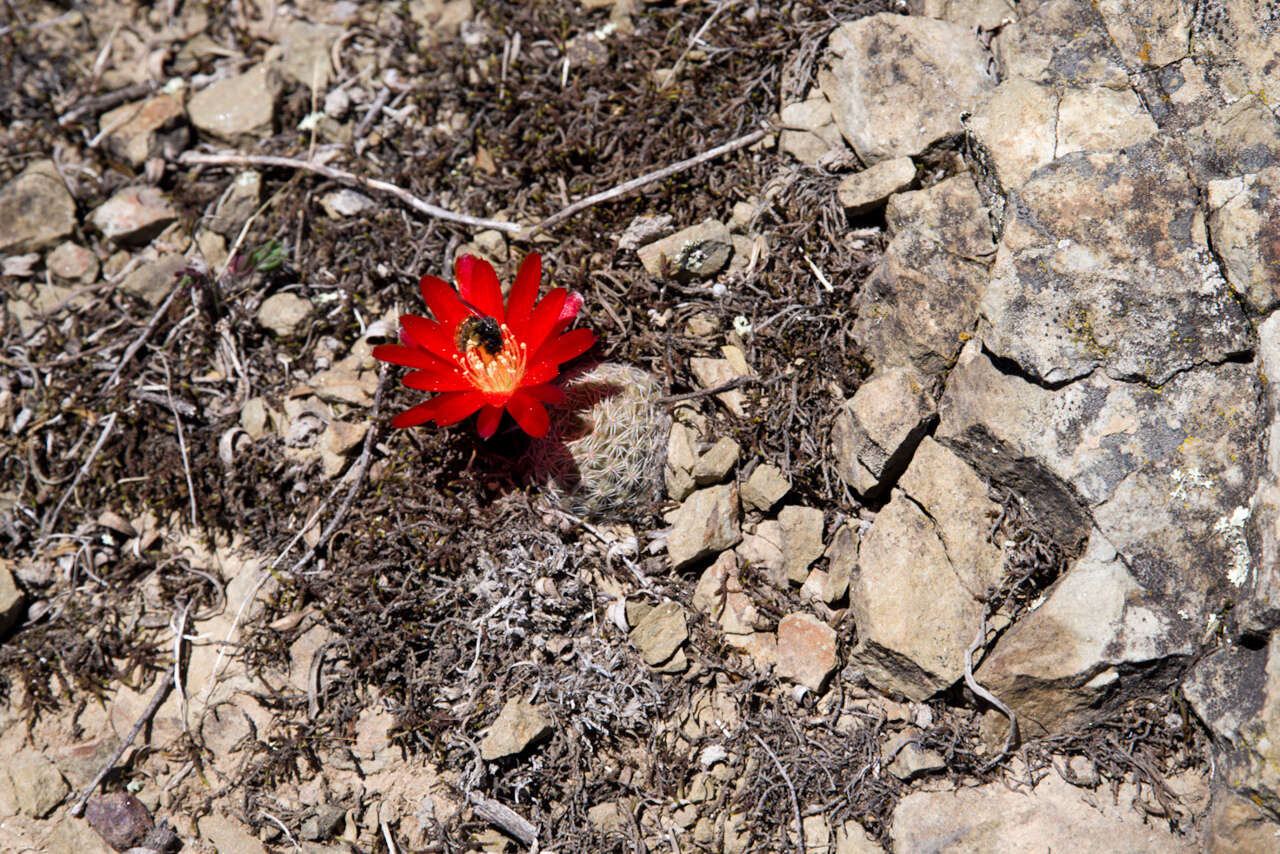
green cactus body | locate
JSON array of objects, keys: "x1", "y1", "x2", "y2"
[{"x1": 524, "y1": 362, "x2": 668, "y2": 518}]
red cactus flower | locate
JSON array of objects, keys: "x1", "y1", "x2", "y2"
[{"x1": 372, "y1": 252, "x2": 595, "y2": 438}]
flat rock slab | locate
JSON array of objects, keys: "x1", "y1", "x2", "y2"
[
  {"x1": 978, "y1": 528, "x2": 1195, "y2": 735},
  {"x1": 637, "y1": 220, "x2": 732, "y2": 280},
  {"x1": 188, "y1": 63, "x2": 279, "y2": 141},
  {"x1": 940, "y1": 342, "x2": 1262, "y2": 617},
  {"x1": 480, "y1": 699, "x2": 553, "y2": 760},
  {"x1": 630, "y1": 600, "x2": 689, "y2": 666},
  {"x1": 775, "y1": 612, "x2": 837, "y2": 692},
  {"x1": 893, "y1": 772, "x2": 1198, "y2": 853},
  {"x1": 819, "y1": 13, "x2": 996, "y2": 164},
  {"x1": 849, "y1": 486, "x2": 983, "y2": 701},
  {"x1": 1208, "y1": 166, "x2": 1280, "y2": 315},
  {"x1": 852, "y1": 175, "x2": 994, "y2": 378},
  {"x1": 980, "y1": 146, "x2": 1253, "y2": 386},
  {"x1": 666, "y1": 483, "x2": 741, "y2": 570},
  {"x1": 90, "y1": 186, "x2": 180, "y2": 246},
  {"x1": 0, "y1": 159, "x2": 76, "y2": 253}
]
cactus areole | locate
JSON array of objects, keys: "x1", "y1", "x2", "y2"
[{"x1": 372, "y1": 253, "x2": 595, "y2": 438}]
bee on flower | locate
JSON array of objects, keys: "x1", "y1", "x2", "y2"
[{"x1": 372, "y1": 253, "x2": 595, "y2": 438}]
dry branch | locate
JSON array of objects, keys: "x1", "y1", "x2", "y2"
[{"x1": 179, "y1": 150, "x2": 523, "y2": 235}]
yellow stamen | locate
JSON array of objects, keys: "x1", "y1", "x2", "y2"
[{"x1": 453, "y1": 324, "x2": 526, "y2": 396}]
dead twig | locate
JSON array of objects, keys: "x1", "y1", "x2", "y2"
[
  {"x1": 161, "y1": 356, "x2": 199, "y2": 528},
  {"x1": 103, "y1": 276, "x2": 187, "y2": 391},
  {"x1": 526, "y1": 126, "x2": 772, "y2": 237},
  {"x1": 69, "y1": 665, "x2": 176, "y2": 817},
  {"x1": 749, "y1": 731, "x2": 805, "y2": 854},
  {"x1": 657, "y1": 374, "x2": 778, "y2": 405},
  {"x1": 41, "y1": 411, "x2": 117, "y2": 541},
  {"x1": 468, "y1": 792, "x2": 538, "y2": 848},
  {"x1": 965, "y1": 616, "x2": 1020, "y2": 772},
  {"x1": 287, "y1": 365, "x2": 386, "y2": 576},
  {"x1": 179, "y1": 150, "x2": 521, "y2": 234}
]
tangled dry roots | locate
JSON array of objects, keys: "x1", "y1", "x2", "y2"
[{"x1": 524, "y1": 362, "x2": 668, "y2": 517}]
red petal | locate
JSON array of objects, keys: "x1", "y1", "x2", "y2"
[
  {"x1": 419, "y1": 274, "x2": 470, "y2": 328},
  {"x1": 373, "y1": 343, "x2": 458, "y2": 373},
  {"x1": 390, "y1": 398, "x2": 445, "y2": 428},
  {"x1": 530, "y1": 327, "x2": 595, "y2": 368},
  {"x1": 522, "y1": 361, "x2": 560, "y2": 386},
  {"x1": 476, "y1": 405, "x2": 504, "y2": 438},
  {"x1": 523, "y1": 383, "x2": 566, "y2": 405},
  {"x1": 506, "y1": 253, "x2": 541, "y2": 331},
  {"x1": 505, "y1": 389, "x2": 550, "y2": 437},
  {"x1": 400, "y1": 315, "x2": 461, "y2": 361},
  {"x1": 430, "y1": 390, "x2": 485, "y2": 426},
  {"x1": 403, "y1": 370, "x2": 475, "y2": 392},
  {"x1": 455, "y1": 255, "x2": 505, "y2": 322},
  {"x1": 521, "y1": 287, "x2": 567, "y2": 353}
]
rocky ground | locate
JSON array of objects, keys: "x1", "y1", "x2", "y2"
[{"x1": 3, "y1": 0, "x2": 1280, "y2": 852}]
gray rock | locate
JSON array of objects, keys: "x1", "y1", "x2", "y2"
[
  {"x1": 630, "y1": 600, "x2": 689, "y2": 666},
  {"x1": 995, "y1": 0, "x2": 1129, "y2": 89},
  {"x1": 1241, "y1": 313, "x2": 1280, "y2": 633},
  {"x1": 692, "y1": 437, "x2": 739, "y2": 486},
  {"x1": 977, "y1": 529, "x2": 1195, "y2": 736},
  {"x1": 99, "y1": 91, "x2": 186, "y2": 167},
  {"x1": 0, "y1": 565, "x2": 24, "y2": 635},
  {"x1": 835, "y1": 157, "x2": 916, "y2": 214},
  {"x1": 692, "y1": 551, "x2": 758, "y2": 636},
  {"x1": 968, "y1": 78, "x2": 1058, "y2": 191},
  {"x1": 1207, "y1": 168, "x2": 1280, "y2": 315},
  {"x1": 939, "y1": 342, "x2": 1262, "y2": 620},
  {"x1": 741, "y1": 463, "x2": 789, "y2": 513},
  {"x1": 281, "y1": 21, "x2": 341, "y2": 90},
  {"x1": 899, "y1": 438, "x2": 1003, "y2": 600},
  {"x1": 893, "y1": 773, "x2": 1197, "y2": 852},
  {"x1": 198, "y1": 812, "x2": 271, "y2": 854},
  {"x1": 1204, "y1": 789, "x2": 1280, "y2": 854},
  {"x1": 665, "y1": 421, "x2": 698, "y2": 500},
  {"x1": 2, "y1": 751, "x2": 69, "y2": 817},
  {"x1": 776, "y1": 612, "x2": 837, "y2": 692},
  {"x1": 209, "y1": 170, "x2": 263, "y2": 238},
  {"x1": 832, "y1": 365, "x2": 937, "y2": 497},
  {"x1": 778, "y1": 95, "x2": 845, "y2": 165},
  {"x1": 90, "y1": 186, "x2": 180, "y2": 247},
  {"x1": 885, "y1": 732, "x2": 946, "y2": 781},
  {"x1": 979, "y1": 147, "x2": 1252, "y2": 387},
  {"x1": 851, "y1": 175, "x2": 993, "y2": 378},
  {"x1": 1054, "y1": 85, "x2": 1157, "y2": 157},
  {"x1": 637, "y1": 220, "x2": 733, "y2": 280},
  {"x1": 617, "y1": 214, "x2": 673, "y2": 251},
  {"x1": 919, "y1": 0, "x2": 1012, "y2": 30},
  {"x1": 666, "y1": 483, "x2": 740, "y2": 570},
  {"x1": 258, "y1": 292, "x2": 314, "y2": 337},
  {"x1": 188, "y1": 63, "x2": 280, "y2": 142},
  {"x1": 849, "y1": 488, "x2": 983, "y2": 700},
  {"x1": 1094, "y1": 0, "x2": 1192, "y2": 69},
  {"x1": 735, "y1": 520, "x2": 785, "y2": 581},
  {"x1": 818, "y1": 13, "x2": 996, "y2": 164},
  {"x1": 320, "y1": 189, "x2": 375, "y2": 219},
  {"x1": 479, "y1": 699, "x2": 553, "y2": 760},
  {"x1": 0, "y1": 159, "x2": 76, "y2": 253},
  {"x1": 689, "y1": 354, "x2": 750, "y2": 417},
  {"x1": 777, "y1": 505, "x2": 825, "y2": 584},
  {"x1": 884, "y1": 173, "x2": 996, "y2": 259},
  {"x1": 821, "y1": 523, "x2": 858, "y2": 603},
  {"x1": 1183, "y1": 642, "x2": 1268, "y2": 746},
  {"x1": 301, "y1": 804, "x2": 347, "y2": 841},
  {"x1": 119, "y1": 253, "x2": 188, "y2": 305},
  {"x1": 47, "y1": 241, "x2": 99, "y2": 283}
]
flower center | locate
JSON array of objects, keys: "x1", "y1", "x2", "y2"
[{"x1": 454, "y1": 323, "x2": 526, "y2": 397}]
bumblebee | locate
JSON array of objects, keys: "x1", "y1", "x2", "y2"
[{"x1": 455, "y1": 314, "x2": 504, "y2": 357}]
